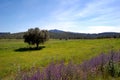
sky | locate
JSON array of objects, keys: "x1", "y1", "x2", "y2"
[{"x1": 0, "y1": 0, "x2": 120, "y2": 33}]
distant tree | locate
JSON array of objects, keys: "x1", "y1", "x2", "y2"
[{"x1": 23, "y1": 27, "x2": 49, "y2": 48}]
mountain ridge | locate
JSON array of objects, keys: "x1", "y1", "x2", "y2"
[{"x1": 49, "y1": 29, "x2": 120, "y2": 34}]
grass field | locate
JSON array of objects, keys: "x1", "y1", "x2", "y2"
[{"x1": 0, "y1": 39, "x2": 120, "y2": 79}]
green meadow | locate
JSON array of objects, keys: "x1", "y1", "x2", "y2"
[{"x1": 0, "y1": 39, "x2": 120, "y2": 79}]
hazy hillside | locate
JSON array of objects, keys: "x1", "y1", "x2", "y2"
[
  {"x1": 49, "y1": 29, "x2": 120, "y2": 39},
  {"x1": 0, "y1": 29, "x2": 120, "y2": 39}
]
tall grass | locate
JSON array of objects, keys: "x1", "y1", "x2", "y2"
[{"x1": 15, "y1": 50, "x2": 120, "y2": 80}]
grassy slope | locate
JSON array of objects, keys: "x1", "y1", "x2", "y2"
[{"x1": 0, "y1": 39, "x2": 120, "y2": 79}]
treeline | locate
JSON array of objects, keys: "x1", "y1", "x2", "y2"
[
  {"x1": 50, "y1": 31, "x2": 120, "y2": 39},
  {"x1": 0, "y1": 31, "x2": 120, "y2": 39},
  {"x1": 0, "y1": 32, "x2": 25, "y2": 39}
]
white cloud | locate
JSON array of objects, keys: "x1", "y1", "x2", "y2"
[
  {"x1": 81, "y1": 26, "x2": 120, "y2": 33},
  {"x1": 76, "y1": 0, "x2": 115, "y2": 17},
  {"x1": 19, "y1": 0, "x2": 120, "y2": 33},
  {"x1": 52, "y1": 0, "x2": 119, "y2": 22},
  {"x1": 46, "y1": 0, "x2": 120, "y2": 33},
  {"x1": 51, "y1": 0, "x2": 80, "y2": 21},
  {"x1": 43, "y1": 21, "x2": 76, "y2": 31}
]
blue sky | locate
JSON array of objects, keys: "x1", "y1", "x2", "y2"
[{"x1": 0, "y1": 0, "x2": 120, "y2": 33}]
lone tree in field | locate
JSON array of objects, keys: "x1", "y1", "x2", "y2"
[{"x1": 23, "y1": 27, "x2": 49, "y2": 48}]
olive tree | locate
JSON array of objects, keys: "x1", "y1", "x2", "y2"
[{"x1": 23, "y1": 27, "x2": 49, "y2": 48}]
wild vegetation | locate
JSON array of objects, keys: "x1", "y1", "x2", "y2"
[
  {"x1": 15, "y1": 51, "x2": 120, "y2": 80},
  {"x1": 0, "y1": 39, "x2": 120, "y2": 80}
]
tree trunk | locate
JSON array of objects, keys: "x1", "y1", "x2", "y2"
[{"x1": 36, "y1": 43, "x2": 39, "y2": 49}]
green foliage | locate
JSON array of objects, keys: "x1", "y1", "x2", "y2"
[
  {"x1": 107, "y1": 52, "x2": 115, "y2": 77},
  {"x1": 114, "y1": 63, "x2": 120, "y2": 77},
  {"x1": 106, "y1": 53, "x2": 120, "y2": 77},
  {"x1": 23, "y1": 28, "x2": 49, "y2": 48}
]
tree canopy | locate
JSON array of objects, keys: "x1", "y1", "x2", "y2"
[{"x1": 23, "y1": 28, "x2": 49, "y2": 48}]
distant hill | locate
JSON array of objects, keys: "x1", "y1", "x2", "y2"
[
  {"x1": 0, "y1": 29, "x2": 120, "y2": 39},
  {"x1": 49, "y1": 29, "x2": 120, "y2": 39},
  {"x1": 49, "y1": 29, "x2": 64, "y2": 33}
]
